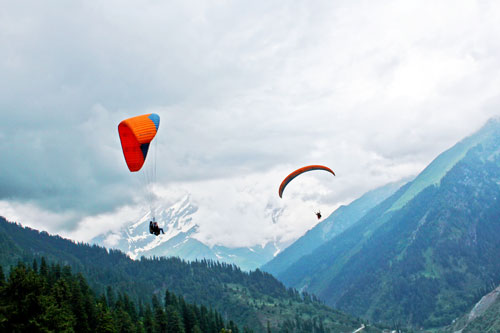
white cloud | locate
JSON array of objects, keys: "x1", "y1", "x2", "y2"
[
  {"x1": 1, "y1": 0, "x2": 500, "y2": 248},
  {"x1": 0, "y1": 200, "x2": 78, "y2": 232},
  {"x1": 138, "y1": 171, "x2": 340, "y2": 248}
]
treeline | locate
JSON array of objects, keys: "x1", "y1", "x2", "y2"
[
  {"x1": 278, "y1": 317, "x2": 327, "y2": 333},
  {"x1": 0, "y1": 259, "x2": 247, "y2": 333},
  {"x1": 0, "y1": 217, "x2": 321, "y2": 306}
]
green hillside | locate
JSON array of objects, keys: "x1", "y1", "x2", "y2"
[
  {"x1": 275, "y1": 119, "x2": 500, "y2": 329},
  {"x1": 390, "y1": 119, "x2": 500, "y2": 211},
  {"x1": 262, "y1": 180, "x2": 404, "y2": 277},
  {"x1": 0, "y1": 260, "x2": 242, "y2": 333},
  {"x1": 0, "y1": 217, "x2": 384, "y2": 332}
]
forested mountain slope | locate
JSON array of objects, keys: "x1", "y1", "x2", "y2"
[
  {"x1": 0, "y1": 260, "x2": 243, "y2": 333},
  {"x1": 274, "y1": 119, "x2": 500, "y2": 329},
  {"x1": 0, "y1": 217, "x2": 383, "y2": 332},
  {"x1": 262, "y1": 180, "x2": 405, "y2": 277}
]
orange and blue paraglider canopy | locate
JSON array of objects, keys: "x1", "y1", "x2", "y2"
[
  {"x1": 118, "y1": 113, "x2": 160, "y2": 172},
  {"x1": 279, "y1": 165, "x2": 335, "y2": 198}
]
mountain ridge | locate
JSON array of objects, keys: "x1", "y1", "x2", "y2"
[
  {"x1": 390, "y1": 118, "x2": 500, "y2": 211},
  {"x1": 271, "y1": 118, "x2": 500, "y2": 328},
  {"x1": 261, "y1": 179, "x2": 407, "y2": 277}
]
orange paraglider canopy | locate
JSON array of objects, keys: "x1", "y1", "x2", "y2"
[
  {"x1": 118, "y1": 113, "x2": 160, "y2": 172},
  {"x1": 279, "y1": 165, "x2": 335, "y2": 198}
]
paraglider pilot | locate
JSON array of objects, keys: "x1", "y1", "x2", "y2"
[
  {"x1": 149, "y1": 221, "x2": 164, "y2": 236},
  {"x1": 315, "y1": 211, "x2": 322, "y2": 220}
]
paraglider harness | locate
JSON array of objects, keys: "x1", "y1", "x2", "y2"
[{"x1": 149, "y1": 220, "x2": 164, "y2": 236}]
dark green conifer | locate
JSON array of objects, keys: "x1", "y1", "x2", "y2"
[
  {"x1": 229, "y1": 320, "x2": 239, "y2": 333},
  {"x1": 39, "y1": 257, "x2": 48, "y2": 277},
  {"x1": 143, "y1": 304, "x2": 154, "y2": 333},
  {"x1": 32, "y1": 259, "x2": 38, "y2": 273},
  {"x1": 70, "y1": 277, "x2": 90, "y2": 332},
  {"x1": 114, "y1": 307, "x2": 135, "y2": 333},
  {"x1": 152, "y1": 294, "x2": 167, "y2": 333},
  {"x1": 96, "y1": 302, "x2": 116, "y2": 333},
  {"x1": 165, "y1": 290, "x2": 172, "y2": 307},
  {"x1": 106, "y1": 286, "x2": 115, "y2": 309},
  {"x1": 0, "y1": 265, "x2": 4, "y2": 286},
  {"x1": 166, "y1": 305, "x2": 185, "y2": 333},
  {"x1": 181, "y1": 301, "x2": 197, "y2": 333}
]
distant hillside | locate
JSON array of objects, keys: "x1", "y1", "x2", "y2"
[
  {"x1": 0, "y1": 217, "x2": 384, "y2": 332},
  {"x1": 0, "y1": 260, "x2": 243, "y2": 333},
  {"x1": 273, "y1": 119, "x2": 500, "y2": 328},
  {"x1": 262, "y1": 179, "x2": 405, "y2": 276}
]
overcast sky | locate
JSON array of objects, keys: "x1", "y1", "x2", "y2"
[{"x1": 1, "y1": 0, "x2": 500, "y2": 247}]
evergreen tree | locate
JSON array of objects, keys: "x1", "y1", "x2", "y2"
[
  {"x1": 229, "y1": 320, "x2": 239, "y2": 333},
  {"x1": 152, "y1": 294, "x2": 167, "y2": 333},
  {"x1": 39, "y1": 257, "x2": 48, "y2": 277},
  {"x1": 114, "y1": 307, "x2": 135, "y2": 333},
  {"x1": 32, "y1": 258, "x2": 38, "y2": 273},
  {"x1": 52, "y1": 263, "x2": 62, "y2": 282},
  {"x1": 106, "y1": 285, "x2": 115, "y2": 309},
  {"x1": 181, "y1": 300, "x2": 197, "y2": 333},
  {"x1": 138, "y1": 300, "x2": 145, "y2": 318},
  {"x1": 143, "y1": 304, "x2": 154, "y2": 333},
  {"x1": 0, "y1": 260, "x2": 246, "y2": 333},
  {"x1": 166, "y1": 305, "x2": 185, "y2": 333},
  {"x1": 0, "y1": 265, "x2": 4, "y2": 286},
  {"x1": 165, "y1": 290, "x2": 172, "y2": 308},
  {"x1": 96, "y1": 302, "x2": 116, "y2": 333},
  {"x1": 50, "y1": 278, "x2": 76, "y2": 330},
  {"x1": 198, "y1": 305, "x2": 209, "y2": 332},
  {"x1": 215, "y1": 312, "x2": 224, "y2": 331},
  {"x1": 1, "y1": 264, "x2": 43, "y2": 331}
]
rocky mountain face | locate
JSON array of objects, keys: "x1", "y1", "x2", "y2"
[
  {"x1": 92, "y1": 195, "x2": 281, "y2": 271},
  {"x1": 270, "y1": 119, "x2": 500, "y2": 328},
  {"x1": 445, "y1": 283, "x2": 500, "y2": 332}
]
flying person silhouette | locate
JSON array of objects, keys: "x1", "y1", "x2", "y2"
[{"x1": 149, "y1": 221, "x2": 164, "y2": 236}]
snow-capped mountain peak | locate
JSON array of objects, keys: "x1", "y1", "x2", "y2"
[
  {"x1": 92, "y1": 194, "x2": 283, "y2": 270},
  {"x1": 92, "y1": 195, "x2": 198, "y2": 259}
]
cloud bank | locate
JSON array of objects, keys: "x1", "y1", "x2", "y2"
[{"x1": 1, "y1": 0, "x2": 500, "y2": 245}]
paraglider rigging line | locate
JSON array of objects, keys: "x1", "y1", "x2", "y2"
[{"x1": 139, "y1": 143, "x2": 156, "y2": 222}]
